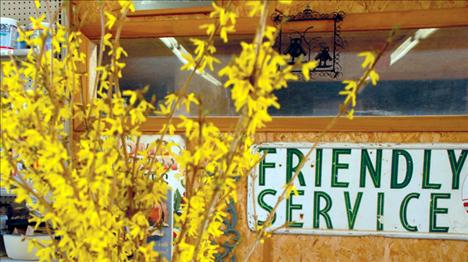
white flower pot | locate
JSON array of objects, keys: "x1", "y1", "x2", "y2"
[{"x1": 3, "y1": 234, "x2": 50, "y2": 260}]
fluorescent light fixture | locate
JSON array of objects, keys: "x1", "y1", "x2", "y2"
[
  {"x1": 390, "y1": 28, "x2": 438, "y2": 66},
  {"x1": 159, "y1": 37, "x2": 190, "y2": 64},
  {"x1": 134, "y1": 1, "x2": 212, "y2": 11},
  {"x1": 160, "y1": 37, "x2": 222, "y2": 86},
  {"x1": 414, "y1": 28, "x2": 439, "y2": 39}
]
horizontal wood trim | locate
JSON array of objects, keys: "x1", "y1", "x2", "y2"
[
  {"x1": 80, "y1": 7, "x2": 468, "y2": 39},
  {"x1": 127, "y1": 6, "x2": 212, "y2": 17},
  {"x1": 81, "y1": 17, "x2": 261, "y2": 39},
  {"x1": 131, "y1": 116, "x2": 468, "y2": 133}
]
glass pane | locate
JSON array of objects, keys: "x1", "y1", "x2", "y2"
[
  {"x1": 272, "y1": 79, "x2": 467, "y2": 116},
  {"x1": 116, "y1": 26, "x2": 468, "y2": 117},
  {"x1": 117, "y1": 36, "x2": 247, "y2": 116},
  {"x1": 272, "y1": 27, "x2": 468, "y2": 116}
]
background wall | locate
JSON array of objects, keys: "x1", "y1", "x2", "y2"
[
  {"x1": 235, "y1": 131, "x2": 468, "y2": 261},
  {"x1": 72, "y1": 0, "x2": 467, "y2": 22},
  {"x1": 72, "y1": 0, "x2": 468, "y2": 36},
  {"x1": 68, "y1": 0, "x2": 468, "y2": 259}
]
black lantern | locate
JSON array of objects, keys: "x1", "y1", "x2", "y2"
[{"x1": 272, "y1": 6, "x2": 345, "y2": 79}]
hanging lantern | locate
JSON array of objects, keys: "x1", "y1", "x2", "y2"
[{"x1": 272, "y1": 6, "x2": 346, "y2": 79}]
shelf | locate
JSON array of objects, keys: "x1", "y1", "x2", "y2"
[
  {"x1": 0, "y1": 49, "x2": 30, "y2": 59},
  {"x1": 0, "y1": 188, "x2": 15, "y2": 198},
  {"x1": 0, "y1": 256, "x2": 37, "y2": 262}
]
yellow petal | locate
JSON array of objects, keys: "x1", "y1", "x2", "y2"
[
  {"x1": 104, "y1": 11, "x2": 116, "y2": 29},
  {"x1": 369, "y1": 70, "x2": 379, "y2": 86},
  {"x1": 347, "y1": 109, "x2": 355, "y2": 120},
  {"x1": 301, "y1": 61, "x2": 317, "y2": 81},
  {"x1": 358, "y1": 51, "x2": 376, "y2": 69}
]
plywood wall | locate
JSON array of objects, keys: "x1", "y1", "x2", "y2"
[
  {"x1": 267, "y1": 0, "x2": 467, "y2": 16},
  {"x1": 234, "y1": 131, "x2": 468, "y2": 261},
  {"x1": 224, "y1": 0, "x2": 467, "y2": 17},
  {"x1": 71, "y1": 0, "x2": 467, "y2": 28}
]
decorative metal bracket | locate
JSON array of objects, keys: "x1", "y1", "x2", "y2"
[
  {"x1": 272, "y1": 6, "x2": 346, "y2": 79},
  {"x1": 214, "y1": 199, "x2": 240, "y2": 262},
  {"x1": 213, "y1": 173, "x2": 241, "y2": 261}
]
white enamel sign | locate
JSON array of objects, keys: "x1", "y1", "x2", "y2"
[
  {"x1": 247, "y1": 143, "x2": 468, "y2": 240},
  {"x1": 126, "y1": 135, "x2": 185, "y2": 195}
]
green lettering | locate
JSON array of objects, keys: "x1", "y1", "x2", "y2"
[
  {"x1": 286, "y1": 190, "x2": 304, "y2": 228},
  {"x1": 344, "y1": 192, "x2": 363, "y2": 229},
  {"x1": 400, "y1": 193, "x2": 420, "y2": 232},
  {"x1": 287, "y1": 148, "x2": 306, "y2": 186},
  {"x1": 422, "y1": 150, "x2": 441, "y2": 189},
  {"x1": 313, "y1": 191, "x2": 333, "y2": 229},
  {"x1": 448, "y1": 150, "x2": 467, "y2": 189},
  {"x1": 377, "y1": 192, "x2": 384, "y2": 231},
  {"x1": 360, "y1": 149, "x2": 382, "y2": 188},
  {"x1": 315, "y1": 148, "x2": 323, "y2": 187},
  {"x1": 331, "y1": 148, "x2": 351, "y2": 188},
  {"x1": 257, "y1": 189, "x2": 277, "y2": 225},
  {"x1": 391, "y1": 150, "x2": 413, "y2": 189},
  {"x1": 258, "y1": 148, "x2": 276, "y2": 186},
  {"x1": 429, "y1": 193, "x2": 450, "y2": 232}
]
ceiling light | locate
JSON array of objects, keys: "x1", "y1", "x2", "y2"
[
  {"x1": 160, "y1": 37, "x2": 222, "y2": 86},
  {"x1": 390, "y1": 28, "x2": 438, "y2": 66}
]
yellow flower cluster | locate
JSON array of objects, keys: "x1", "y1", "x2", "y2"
[
  {"x1": 171, "y1": 2, "x2": 319, "y2": 261},
  {"x1": 0, "y1": 0, "x2": 350, "y2": 261},
  {"x1": 219, "y1": 27, "x2": 297, "y2": 134},
  {"x1": 339, "y1": 51, "x2": 380, "y2": 119},
  {"x1": 1, "y1": 1, "x2": 172, "y2": 261}
]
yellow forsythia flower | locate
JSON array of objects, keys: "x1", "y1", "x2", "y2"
[
  {"x1": 302, "y1": 61, "x2": 318, "y2": 81},
  {"x1": 104, "y1": 11, "x2": 116, "y2": 29},
  {"x1": 369, "y1": 70, "x2": 380, "y2": 86},
  {"x1": 358, "y1": 51, "x2": 376, "y2": 69}
]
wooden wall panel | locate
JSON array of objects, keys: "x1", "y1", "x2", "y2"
[
  {"x1": 72, "y1": 1, "x2": 468, "y2": 39},
  {"x1": 235, "y1": 131, "x2": 468, "y2": 261},
  {"x1": 72, "y1": 0, "x2": 467, "y2": 26},
  {"x1": 269, "y1": 0, "x2": 467, "y2": 17},
  {"x1": 68, "y1": 1, "x2": 468, "y2": 259}
]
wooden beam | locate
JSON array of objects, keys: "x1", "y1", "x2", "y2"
[
  {"x1": 129, "y1": 116, "x2": 468, "y2": 133},
  {"x1": 80, "y1": 17, "x2": 262, "y2": 39},
  {"x1": 127, "y1": 6, "x2": 212, "y2": 17},
  {"x1": 80, "y1": 7, "x2": 468, "y2": 39}
]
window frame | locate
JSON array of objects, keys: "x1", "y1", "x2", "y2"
[{"x1": 73, "y1": 7, "x2": 468, "y2": 133}]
